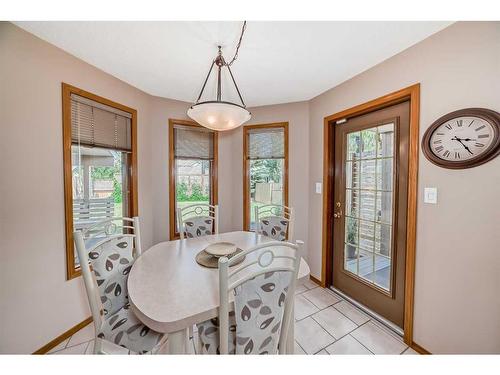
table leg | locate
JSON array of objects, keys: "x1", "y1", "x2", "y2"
[
  {"x1": 168, "y1": 328, "x2": 189, "y2": 354},
  {"x1": 285, "y1": 304, "x2": 295, "y2": 354}
]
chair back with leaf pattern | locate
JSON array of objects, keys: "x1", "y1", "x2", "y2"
[
  {"x1": 73, "y1": 217, "x2": 142, "y2": 335},
  {"x1": 177, "y1": 204, "x2": 218, "y2": 239},
  {"x1": 255, "y1": 204, "x2": 294, "y2": 241},
  {"x1": 217, "y1": 241, "x2": 302, "y2": 354}
]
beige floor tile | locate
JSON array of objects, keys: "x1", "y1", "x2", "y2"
[
  {"x1": 295, "y1": 283, "x2": 308, "y2": 295},
  {"x1": 294, "y1": 341, "x2": 306, "y2": 354},
  {"x1": 295, "y1": 294, "x2": 320, "y2": 320},
  {"x1": 295, "y1": 317, "x2": 335, "y2": 354},
  {"x1": 155, "y1": 338, "x2": 170, "y2": 354},
  {"x1": 315, "y1": 349, "x2": 329, "y2": 354},
  {"x1": 301, "y1": 278, "x2": 319, "y2": 290},
  {"x1": 312, "y1": 306, "x2": 358, "y2": 339},
  {"x1": 333, "y1": 300, "x2": 370, "y2": 325},
  {"x1": 326, "y1": 334, "x2": 372, "y2": 355},
  {"x1": 402, "y1": 347, "x2": 419, "y2": 355},
  {"x1": 67, "y1": 323, "x2": 95, "y2": 347},
  {"x1": 50, "y1": 341, "x2": 89, "y2": 355},
  {"x1": 303, "y1": 288, "x2": 340, "y2": 310},
  {"x1": 47, "y1": 338, "x2": 69, "y2": 354},
  {"x1": 350, "y1": 322, "x2": 407, "y2": 354},
  {"x1": 85, "y1": 340, "x2": 95, "y2": 354},
  {"x1": 370, "y1": 319, "x2": 405, "y2": 343}
]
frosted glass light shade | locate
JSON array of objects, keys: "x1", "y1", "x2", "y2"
[{"x1": 187, "y1": 102, "x2": 251, "y2": 131}]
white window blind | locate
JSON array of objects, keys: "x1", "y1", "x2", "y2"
[
  {"x1": 248, "y1": 128, "x2": 284, "y2": 159},
  {"x1": 174, "y1": 125, "x2": 214, "y2": 160},
  {"x1": 71, "y1": 94, "x2": 132, "y2": 151}
]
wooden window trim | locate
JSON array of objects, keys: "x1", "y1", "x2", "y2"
[
  {"x1": 321, "y1": 84, "x2": 420, "y2": 345},
  {"x1": 242, "y1": 122, "x2": 289, "y2": 231},
  {"x1": 62, "y1": 83, "x2": 138, "y2": 281},
  {"x1": 168, "y1": 119, "x2": 218, "y2": 240}
]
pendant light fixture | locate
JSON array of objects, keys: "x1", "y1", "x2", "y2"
[{"x1": 187, "y1": 21, "x2": 251, "y2": 131}]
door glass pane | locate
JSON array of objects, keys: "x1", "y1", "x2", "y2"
[
  {"x1": 343, "y1": 123, "x2": 395, "y2": 292},
  {"x1": 249, "y1": 158, "x2": 284, "y2": 230}
]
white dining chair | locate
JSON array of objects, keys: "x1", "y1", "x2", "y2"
[
  {"x1": 177, "y1": 203, "x2": 219, "y2": 239},
  {"x1": 196, "y1": 240, "x2": 302, "y2": 354},
  {"x1": 255, "y1": 204, "x2": 294, "y2": 241},
  {"x1": 74, "y1": 217, "x2": 166, "y2": 354}
]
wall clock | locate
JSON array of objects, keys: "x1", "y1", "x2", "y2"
[{"x1": 422, "y1": 108, "x2": 500, "y2": 169}]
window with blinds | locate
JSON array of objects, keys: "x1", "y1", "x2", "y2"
[
  {"x1": 71, "y1": 94, "x2": 132, "y2": 151},
  {"x1": 244, "y1": 124, "x2": 288, "y2": 231},
  {"x1": 169, "y1": 122, "x2": 218, "y2": 238},
  {"x1": 173, "y1": 125, "x2": 214, "y2": 160},
  {"x1": 247, "y1": 128, "x2": 285, "y2": 160},
  {"x1": 63, "y1": 84, "x2": 137, "y2": 280}
]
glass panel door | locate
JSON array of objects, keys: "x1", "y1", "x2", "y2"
[{"x1": 343, "y1": 123, "x2": 395, "y2": 292}]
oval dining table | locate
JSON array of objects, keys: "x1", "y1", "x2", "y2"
[{"x1": 128, "y1": 231, "x2": 310, "y2": 354}]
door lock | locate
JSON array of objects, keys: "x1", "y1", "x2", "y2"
[{"x1": 334, "y1": 202, "x2": 342, "y2": 219}]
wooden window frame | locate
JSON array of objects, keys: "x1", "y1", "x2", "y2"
[
  {"x1": 242, "y1": 122, "x2": 289, "y2": 231},
  {"x1": 62, "y1": 83, "x2": 138, "y2": 280},
  {"x1": 321, "y1": 84, "x2": 420, "y2": 345},
  {"x1": 168, "y1": 119, "x2": 218, "y2": 240}
]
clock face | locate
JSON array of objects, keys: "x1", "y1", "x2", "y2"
[{"x1": 429, "y1": 116, "x2": 495, "y2": 161}]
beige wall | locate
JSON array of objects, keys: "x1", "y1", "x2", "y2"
[
  {"x1": 1, "y1": 21, "x2": 499, "y2": 354},
  {"x1": 307, "y1": 21, "x2": 500, "y2": 353}
]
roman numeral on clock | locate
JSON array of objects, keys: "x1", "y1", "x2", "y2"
[
  {"x1": 443, "y1": 150, "x2": 450, "y2": 158},
  {"x1": 475, "y1": 125, "x2": 486, "y2": 132},
  {"x1": 454, "y1": 152, "x2": 460, "y2": 159},
  {"x1": 475, "y1": 142, "x2": 485, "y2": 147},
  {"x1": 435, "y1": 145, "x2": 444, "y2": 153},
  {"x1": 433, "y1": 140, "x2": 442, "y2": 144},
  {"x1": 477, "y1": 134, "x2": 489, "y2": 138},
  {"x1": 445, "y1": 124, "x2": 453, "y2": 130},
  {"x1": 457, "y1": 119, "x2": 463, "y2": 127}
]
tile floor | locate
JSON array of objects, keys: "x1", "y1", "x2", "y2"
[{"x1": 48, "y1": 279, "x2": 418, "y2": 355}]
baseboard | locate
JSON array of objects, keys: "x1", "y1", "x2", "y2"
[
  {"x1": 33, "y1": 317, "x2": 93, "y2": 354},
  {"x1": 309, "y1": 275, "x2": 324, "y2": 287},
  {"x1": 410, "y1": 341, "x2": 431, "y2": 354}
]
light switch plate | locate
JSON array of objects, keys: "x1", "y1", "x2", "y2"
[
  {"x1": 424, "y1": 187, "x2": 438, "y2": 204},
  {"x1": 315, "y1": 182, "x2": 322, "y2": 194}
]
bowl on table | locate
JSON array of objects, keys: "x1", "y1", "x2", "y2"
[{"x1": 204, "y1": 242, "x2": 237, "y2": 258}]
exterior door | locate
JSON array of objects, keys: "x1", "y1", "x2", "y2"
[{"x1": 332, "y1": 101, "x2": 409, "y2": 328}]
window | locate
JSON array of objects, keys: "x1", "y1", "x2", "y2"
[
  {"x1": 62, "y1": 83, "x2": 137, "y2": 280},
  {"x1": 243, "y1": 123, "x2": 289, "y2": 231},
  {"x1": 169, "y1": 119, "x2": 218, "y2": 239}
]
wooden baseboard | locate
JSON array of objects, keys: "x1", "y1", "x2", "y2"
[
  {"x1": 33, "y1": 317, "x2": 93, "y2": 354},
  {"x1": 410, "y1": 341, "x2": 431, "y2": 354},
  {"x1": 309, "y1": 275, "x2": 324, "y2": 287}
]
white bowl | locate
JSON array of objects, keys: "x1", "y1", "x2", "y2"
[{"x1": 204, "y1": 242, "x2": 237, "y2": 257}]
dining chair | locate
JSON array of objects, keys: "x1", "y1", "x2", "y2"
[
  {"x1": 255, "y1": 204, "x2": 294, "y2": 241},
  {"x1": 196, "y1": 240, "x2": 302, "y2": 354},
  {"x1": 177, "y1": 203, "x2": 219, "y2": 239},
  {"x1": 74, "y1": 217, "x2": 166, "y2": 354}
]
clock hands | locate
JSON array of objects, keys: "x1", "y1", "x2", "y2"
[
  {"x1": 451, "y1": 136, "x2": 474, "y2": 155},
  {"x1": 453, "y1": 137, "x2": 476, "y2": 142}
]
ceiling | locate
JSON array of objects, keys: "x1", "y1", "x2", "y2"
[{"x1": 15, "y1": 21, "x2": 452, "y2": 107}]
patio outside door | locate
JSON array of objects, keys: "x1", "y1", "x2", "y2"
[{"x1": 332, "y1": 101, "x2": 410, "y2": 328}]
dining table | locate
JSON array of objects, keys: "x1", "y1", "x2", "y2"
[{"x1": 127, "y1": 231, "x2": 310, "y2": 354}]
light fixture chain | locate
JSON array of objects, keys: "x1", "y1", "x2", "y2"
[{"x1": 226, "y1": 21, "x2": 247, "y2": 67}]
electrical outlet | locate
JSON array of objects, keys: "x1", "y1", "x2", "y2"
[{"x1": 315, "y1": 182, "x2": 322, "y2": 194}]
